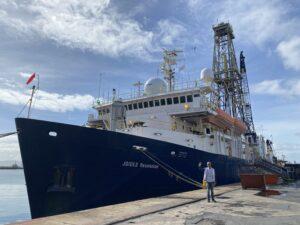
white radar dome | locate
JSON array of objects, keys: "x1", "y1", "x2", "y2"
[
  {"x1": 144, "y1": 77, "x2": 167, "y2": 96},
  {"x1": 200, "y1": 68, "x2": 213, "y2": 85}
]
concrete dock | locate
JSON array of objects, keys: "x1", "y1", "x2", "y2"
[{"x1": 13, "y1": 182, "x2": 300, "y2": 225}]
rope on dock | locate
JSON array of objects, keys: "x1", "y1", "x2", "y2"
[
  {"x1": 134, "y1": 147, "x2": 202, "y2": 188},
  {"x1": 0, "y1": 131, "x2": 18, "y2": 139}
]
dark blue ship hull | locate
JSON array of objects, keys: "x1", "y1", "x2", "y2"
[{"x1": 16, "y1": 118, "x2": 245, "y2": 219}]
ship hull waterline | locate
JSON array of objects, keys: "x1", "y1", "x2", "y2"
[{"x1": 16, "y1": 118, "x2": 245, "y2": 219}]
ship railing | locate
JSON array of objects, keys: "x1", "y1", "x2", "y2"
[
  {"x1": 93, "y1": 79, "x2": 211, "y2": 107},
  {"x1": 254, "y1": 158, "x2": 289, "y2": 178}
]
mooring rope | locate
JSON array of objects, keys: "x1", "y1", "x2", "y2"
[
  {"x1": 135, "y1": 148, "x2": 202, "y2": 188},
  {"x1": 0, "y1": 131, "x2": 18, "y2": 139}
]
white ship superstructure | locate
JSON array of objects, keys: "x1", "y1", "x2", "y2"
[
  {"x1": 88, "y1": 22, "x2": 275, "y2": 163},
  {"x1": 90, "y1": 68, "x2": 251, "y2": 161}
]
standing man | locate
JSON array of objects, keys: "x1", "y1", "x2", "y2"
[{"x1": 203, "y1": 162, "x2": 216, "y2": 202}]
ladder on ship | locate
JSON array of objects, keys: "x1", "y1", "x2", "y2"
[{"x1": 254, "y1": 159, "x2": 290, "y2": 180}]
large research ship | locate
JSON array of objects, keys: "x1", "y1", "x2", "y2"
[{"x1": 16, "y1": 23, "x2": 275, "y2": 219}]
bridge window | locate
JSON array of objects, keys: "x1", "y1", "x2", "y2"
[
  {"x1": 124, "y1": 105, "x2": 128, "y2": 110},
  {"x1": 143, "y1": 101, "x2": 148, "y2": 108},
  {"x1": 167, "y1": 98, "x2": 172, "y2": 105},
  {"x1": 149, "y1": 100, "x2": 154, "y2": 107},
  {"x1": 180, "y1": 96, "x2": 186, "y2": 103},
  {"x1": 160, "y1": 99, "x2": 166, "y2": 105},
  {"x1": 173, "y1": 97, "x2": 179, "y2": 104},
  {"x1": 138, "y1": 102, "x2": 143, "y2": 109},
  {"x1": 155, "y1": 99, "x2": 160, "y2": 106},
  {"x1": 194, "y1": 94, "x2": 200, "y2": 97},
  {"x1": 133, "y1": 103, "x2": 138, "y2": 110},
  {"x1": 128, "y1": 104, "x2": 132, "y2": 110},
  {"x1": 187, "y1": 95, "x2": 193, "y2": 102}
]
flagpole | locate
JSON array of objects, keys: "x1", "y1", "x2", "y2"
[
  {"x1": 37, "y1": 73, "x2": 39, "y2": 90},
  {"x1": 27, "y1": 85, "x2": 36, "y2": 118}
]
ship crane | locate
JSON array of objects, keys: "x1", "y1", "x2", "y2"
[{"x1": 240, "y1": 51, "x2": 257, "y2": 144}]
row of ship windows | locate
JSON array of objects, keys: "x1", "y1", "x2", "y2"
[
  {"x1": 125, "y1": 94, "x2": 198, "y2": 111},
  {"x1": 99, "y1": 94, "x2": 199, "y2": 114}
]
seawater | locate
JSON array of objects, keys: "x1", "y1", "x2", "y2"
[{"x1": 0, "y1": 170, "x2": 30, "y2": 225}]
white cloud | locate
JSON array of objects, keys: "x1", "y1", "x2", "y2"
[
  {"x1": 0, "y1": 0, "x2": 156, "y2": 60},
  {"x1": 277, "y1": 36, "x2": 300, "y2": 71},
  {"x1": 0, "y1": 1, "x2": 188, "y2": 62},
  {"x1": 186, "y1": 0, "x2": 300, "y2": 71},
  {"x1": 186, "y1": 0, "x2": 299, "y2": 46},
  {"x1": 252, "y1": 79, "x2": 300, "y2": 97},
  {"x1": 0, "y1": 86, "x2": 95, "y2": 113},
  {"x1": 218, "y1": 0, "x2": 297, "y2": 46},
  {"x1": 157, "y1": 20, "x2": 186, "y2": 46}
]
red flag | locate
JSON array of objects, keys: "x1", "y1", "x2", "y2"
[{"x1": 26, "y1": 73, "x2": 36, "y2": 85}]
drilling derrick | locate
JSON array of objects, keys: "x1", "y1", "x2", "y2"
[
  {"x1": 240, "y1": 51, "x2": 257, "y2": 144},
  {"x1": 212, "y1": 22, "x2": 244, "y2": 119},
  {"x1": 212, "y1": 22, "x2": 257, "y2": 145}
]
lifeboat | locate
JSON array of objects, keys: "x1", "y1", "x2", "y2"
[{"x1": 203, "y1": 108, "x2": 247, "y2": 134}]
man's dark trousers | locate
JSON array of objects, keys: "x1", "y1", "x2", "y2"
[{"x1": 207, "y1": 182, "x2": 215, "y2": 201}]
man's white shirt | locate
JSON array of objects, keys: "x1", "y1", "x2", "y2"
[{"x1": 203, "y1": 167, "x2": 215, "y2": 182}]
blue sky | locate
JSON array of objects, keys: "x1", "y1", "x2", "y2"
[{"x1": 0, "y1": 0, "x2": 300, "y2": 162}]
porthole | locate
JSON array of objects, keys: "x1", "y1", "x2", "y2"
[{"x1": 49, "y1": 131, "x2": 57, "y2": 137}]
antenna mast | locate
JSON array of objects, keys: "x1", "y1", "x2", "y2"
[
  {"x1": 161, "y1": 49, "x2": 182, "y2": 92},
  {"x1": 133, "y1": 81, "x2": 143, "y2": 97}
]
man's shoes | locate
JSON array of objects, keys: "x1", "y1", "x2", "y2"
[
  {"x1": 207, "y1": 199, "x2": 210, "y2": 203},
  {"x1": 212, "y1": 199, "x2": 216, "y2": 202}
]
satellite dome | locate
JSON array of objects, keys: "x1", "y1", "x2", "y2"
[
  {"x1": 144, "y1": 77, "x2": 167, "y2": 96},
  {"x1": 200, "y1": 68, "x2": 213, "y2": 84}
]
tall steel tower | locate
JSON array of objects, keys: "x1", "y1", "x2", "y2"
[
  {"x1": 240, "y1": 51, "x2": 256, "y2": 143},
  {"x1": 212, "y1": 22, "x2": 257, "y2": 143},
  {"x1": 212, "y1": 22, "x2": 244, "y2": 119}
]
